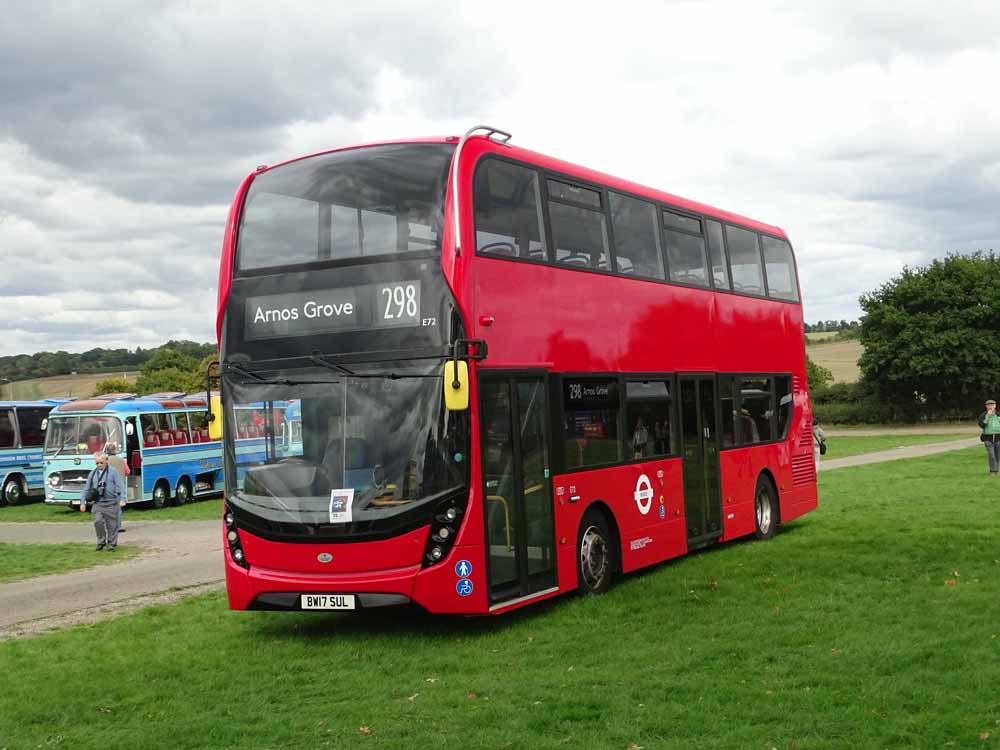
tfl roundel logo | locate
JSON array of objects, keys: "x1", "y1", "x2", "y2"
[{"x1": 634, "y1": 474, "x2": 653, "y2": 515}]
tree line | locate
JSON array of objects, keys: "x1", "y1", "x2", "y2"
[
  {"x1": 0, "y1": 340, "x2": 216, "y2": 383},
  {"x1": 810, "y1": 250, "x2": 998, "y2": 423},
  {"x1": 804, "y1": 320, "x2": 860, "y2": 333}
]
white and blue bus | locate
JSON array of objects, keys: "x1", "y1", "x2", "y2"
[
  {"x1": 0, "y1": 399, "x2": 67, "y2": 506},
  {"x1": 43, "y1": 393, "x2": 223, "y2": 509}
]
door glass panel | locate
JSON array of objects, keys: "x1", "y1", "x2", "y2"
[
  {"x1": 680, "y1": 380, "x2": 703, "y2": 539},
  {"x1": 481, "y1": 381, "x2": 519, "y2": 592},
  {"x1": 517, "y1": 382, "x2": 554, "y2": 580},
  {"x1": 698, "y1": 379, "x2": 722, "y2": 534}
]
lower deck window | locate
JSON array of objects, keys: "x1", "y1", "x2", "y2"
[{"x1": 562, "y1": 378, "x2": 620, "y2": 469}]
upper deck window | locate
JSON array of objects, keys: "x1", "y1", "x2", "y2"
[
  {"x1": 706, "y1": 220, "x2": 731, "y2": 290},
  {"x1": 725, "y1": 225, "x2": 765, "y2": 296},
  {"x1": 761, "y1": 236, "x2": 800, "y2": 302},
  {"x1": 609, "y1": 192, "x2": 664, "y2": 279},
  {"x1": 236, "y1": 143, "x2": 455, "y2": 273},
  {"x1": 547, "y1": 180, "x2": 610, "y2": 270},
  {"x1": 474, "y1": 160, "x2": 547, "y2": 261},
  {"x1": 663, "y1": 210, "x2": 709, "y2": 288}
]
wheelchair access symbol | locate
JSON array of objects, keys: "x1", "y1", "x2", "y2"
[
  {"x1": 456, "y1": 578, "x2": 474, "y2": 597},
  {"x1": 455, "y1": 560, "x2": 472, "y2": 578}
]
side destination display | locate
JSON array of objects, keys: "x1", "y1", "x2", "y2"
[{"x1": 244, "y1": 281, "x2": 422, "y2": 340}]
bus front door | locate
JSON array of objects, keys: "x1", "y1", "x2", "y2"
[
  {"x1": 479, "y1": 375, "x2": 557, "y2": 605},
  {"x1": 679, "y1": 376, "x2": 723, "y2": 545}
]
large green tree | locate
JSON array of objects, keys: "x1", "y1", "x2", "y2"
[{"x1": 859, "y1": 251, "x2": 1000, "y2": 413}]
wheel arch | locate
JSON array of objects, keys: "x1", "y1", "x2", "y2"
[
  {"x1": 582, "y1": 499, "x2": 622, "y2": 573},
  {"x1": 756, "y1": 468, "x2": 781, "y2": 526}
]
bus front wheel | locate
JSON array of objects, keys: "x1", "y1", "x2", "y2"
[
  {"x1": 175, "y1": 479, "x2": 191, "y2": 506},
  {"x1": 3, "y1": 476, "x2": 25, "y2": 506},
  {"x1": 151, "y1": 482, "x2": 170, "y2": 510},
  {"x1": 577, "y1": 509, "x2": 613, "y2": 595},
  {"x1": 754, "y1": 475, "x2": 778, "y2": 540}
]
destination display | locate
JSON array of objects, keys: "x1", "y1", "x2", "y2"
[
  {"x1": 563, "y1": 378, "x2": 619, "y2": 409},
  {"x1": 244, "y1": 281, "x2": 422, "y2": 340}
]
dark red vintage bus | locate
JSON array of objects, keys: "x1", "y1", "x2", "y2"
[{"x1": 215, "y1": 126, "x2": 817, "y2": 615}]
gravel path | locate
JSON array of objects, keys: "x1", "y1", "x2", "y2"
[
  {"x1": 0, "y1": 520, "x2": 223, "y2": 639},
  {"x1": 818, "y1": 437, "x2": 980, "y2": 471}
]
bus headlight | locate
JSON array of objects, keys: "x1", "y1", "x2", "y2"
[
  {"x1": 48, "y1": 475, "x2": 60, "y2": 487},
  {"x1": 423, "y1": 501, "x2": 465, "y2": 567},
  {"x1": 224, "y1": 504, "x2": 249, "y2": 570}
]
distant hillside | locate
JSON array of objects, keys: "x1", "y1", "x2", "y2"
[
  {"x1": 3, "y1": 372, "x2": 139, "y2": 400},
  {"x1": 808, "y1": 339, "x2": 863, "y2": 383}
]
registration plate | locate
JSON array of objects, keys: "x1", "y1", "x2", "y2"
[{"x1": 301, "y1": 594, "x2": 356, "y2": 610}]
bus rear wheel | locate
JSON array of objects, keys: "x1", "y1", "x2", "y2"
[
  {"x1": 151, "y1": 482, "x2": 170, "y2": 510},
  {"x1": 3, "y1": 476, "x2": 25, "y2": 506},
  {"x1": 754, "y1": 475, "x2": 778, "y2": 540},
  {"x1": 175, "y1": 479, "x2": 191, "y2": 506},
  {"x1": 577, "y1": 509, "x2": 613, "y2": 595}
]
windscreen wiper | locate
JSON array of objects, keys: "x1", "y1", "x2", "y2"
[
  {"x1": 224, "y1": 361, "x2": 266, "y2": 382},
  {"x1": 309, "y1": 354, "x2": 355, "y2": 377},
  {"x1": 224, "y1": 360, "x2": 338, "y2": 386}
]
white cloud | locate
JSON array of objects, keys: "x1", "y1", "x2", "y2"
[{"x1": 0, "y1": 0, "x2": 998, "y2": 355}]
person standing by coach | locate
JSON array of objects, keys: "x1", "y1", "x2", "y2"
[
  {"x1": 105, "y1": 442, "x2": 129, "y2": 534},
  {"x1": 978, "y1": 399, "x2": 1000, "y2": 476},
  {"x1": 79, "y1": 453, "x2": 126, "y2": 551}
]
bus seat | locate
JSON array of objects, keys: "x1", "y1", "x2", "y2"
[
  {"x1": 174, "y1": 430, "x2": 188, "y2": 444},
  {"x1": 190, "y1": 430, "x2": 201, "y2": 443},
  {"x1": 200, "y1": 428, "x2": 209, "y2": 441},
  {"x1": 158, "y1": 431, "x2": 174, "y2": 446},
  {"x1": 144, "y1": 430, "x2": 159, "y2": 447},
  {"x1": 345, "y1": 437, "x2": 367, "y2": 469}
]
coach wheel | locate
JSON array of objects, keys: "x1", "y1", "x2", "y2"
[
  {"x1": 152, "y1": 482, "x2": 170, "y2": 510},
  {"x1": 175, "y1": 478, "x2": 191, "y2": 506},
  {"x1": 3, "y1": 476, "x2": 25, "y2": 506},
  {"x1": 754, "y1": 475, "x2": 777, "y2": 540},
  {"x1": 577, "y1": 509, "x2": 613, "y2": 595}
]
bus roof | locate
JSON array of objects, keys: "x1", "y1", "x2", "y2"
[
  {"x1": 217, "y1": 130, "x2": 788, "y2": 341},
  {"x1": 50, "y1": 394, "x2": 209, "y2": 414},
  {"x1": 0, "y1": 399, "x2": 71, "y2": 409}
]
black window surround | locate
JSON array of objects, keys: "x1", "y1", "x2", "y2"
[
  {"x1": 472, "y1": 154, "x2": 801, "y2": 305},
  {"x1": 550, "y1": 371, "x2": 794, "y2": 475}
]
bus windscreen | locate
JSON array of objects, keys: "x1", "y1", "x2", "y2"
[{"x1": 236, "y1": 143, "x2": 455, "y2": 272}]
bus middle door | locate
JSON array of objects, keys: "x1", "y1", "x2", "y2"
[{"x1": 679, "y1": 375, "x2": 723, "y2": 546}]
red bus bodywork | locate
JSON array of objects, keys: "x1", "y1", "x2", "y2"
[{"x1": 218, "y1": 133, "x2": 817, "y2": 615}]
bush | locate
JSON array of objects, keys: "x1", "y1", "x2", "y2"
[
  {"x1": 813, "y1": 399, "x2": 887, "y2": 425},
  {"x1": 91, "y1": 378, "x2": 133, "y2": 397}
]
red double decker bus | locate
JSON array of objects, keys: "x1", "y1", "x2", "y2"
[{"x1": 215, "y1": 126, "x2": 817, "y2": 614}]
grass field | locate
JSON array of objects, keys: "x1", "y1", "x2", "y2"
[
  {"x1": 4, "y1": 372, "x2": 139, "y2": 400},
  {"x1": 0, "y1": 543, "x2": 141, "y2": 583},
  {"x1": 2, "y1": 448, "x2": 999, "y2": 748},
  {"x1": 807, "y1": 339, "x2": 863, "y2": 383},
  {"x1": 823, "y1": 433, "x2": 970, "y2": 460},
  {"x1": 0, "y1": 497, "x2": 222, "y2": 523}
]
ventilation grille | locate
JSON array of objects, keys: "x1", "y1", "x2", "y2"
[
  {"x1": 799, "y1": 417, "x2": 813, "y2": 451},
  {"x1": 792, "y1": 453, "x2": 816, "y2": 485},
  {"x1": 793, "y1": 375, "x2": 802, "y2": 394}
]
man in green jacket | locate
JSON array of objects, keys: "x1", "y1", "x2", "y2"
[{"x1": 978, "y1": 399, "x2": 1000, "y2": 475}]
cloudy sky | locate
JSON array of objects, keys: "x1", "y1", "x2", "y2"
[{"x1": 2, "y1": 0, "x2": 998, "y2": 357}]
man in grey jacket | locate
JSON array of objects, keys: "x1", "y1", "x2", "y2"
[{"x1": 79, "y1": 453, "x2": 126, "y2": 551}]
